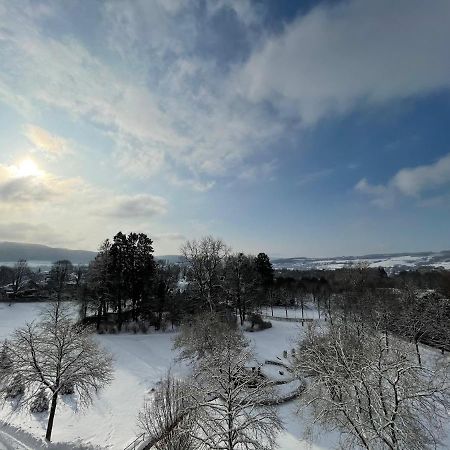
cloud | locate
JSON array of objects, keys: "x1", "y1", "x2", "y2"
[
  {"x1": 101, "y1": 194, "x2": 168, "y2": 218},
  {"x1": 297, "y1": 168, "x2": 333, "y2": 187},
  {"x1": 2, "y1": 0, "x2": 448, "y2": 196},
  {"x1": 355, "y1": 153, "x2": 450, "y2": 207},
  {"x1": 0, "y1": 1, "x2": 281, "y2": 187},
  {"x1": 168, "y1": 175, "x2": 215, "y2": 192},
  {"x1": 23, "y1": 124, "x2": 72, "y2": 157},
  {"x1": 238, "y1": 160, "x2": 277, "y2": 182},
  {"x1": 0, "y1": 222, "x2": 68, "y2": 246},
  {"x1": 391, "y1": 154, "x2": 450, "y2": 197},
  {"x1": 0, "y1": 163, "x2": 80, "y2": 205},
  {"x1": 153, "y1": 232, "x2": 186, "y2": 242},
  {"x1": 238, "y1": 0, "x2": 450, "y2": 125}
]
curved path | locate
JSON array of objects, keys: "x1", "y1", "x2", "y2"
[{"x1": 0, "y1": 429, "x2": 33, "y2": 450}]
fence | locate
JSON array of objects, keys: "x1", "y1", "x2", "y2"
[
  {"x1": 123, "y1": 433, "x2": 146, "y2": 450},
  {"x1": 262, "y1": 315, "x2": 314, "y2": 323}
]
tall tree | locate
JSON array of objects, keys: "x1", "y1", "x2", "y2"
[
  {"x1": 49, "y1": 260, "x2": 73, "y2": 301},
  {"x1": 11, "y1": 259, "x2": 30, "y2": 296},
  {"x1": 153, "y1": 262, "x2": 180, "y2": 330},
  {"x1": 224, "y1": 253, "x2": 257, "y2": 325},
  {"x1": 255, "y1": 253, "x2": 274, "y2": 289},
  {"x1": 85, "y1": 239, "x2": 112, "y2": 329},
  {"x1": 109, "y1": 232, "x2": 155, "y2": 329},
  {"x1": 181, "y1": 236, "x2": 229, "y2": 312}
]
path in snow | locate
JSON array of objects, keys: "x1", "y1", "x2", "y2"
[{"x1": 0, "y1": 429, "x2": 33, "y2": 450}]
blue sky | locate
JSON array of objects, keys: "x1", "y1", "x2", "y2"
[{"x1": 0, "y1": 0, "x2": 450, "y2": 257}]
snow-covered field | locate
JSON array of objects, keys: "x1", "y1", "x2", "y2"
[
  {"x1": 0, "y1": 302, "x2": 338, "y2": 449},
  {"x1": 0, "y1": 302, "x2": 448, "y2": 450}
]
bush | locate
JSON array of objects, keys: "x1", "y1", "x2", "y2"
[
  {"x1": 60, "y1": 381, "x2": 75, "y2": 395},
  {"x1": 108, "y1": 324, "x2": 118, "y2": 334},
  {"x1": 0, "y1": 340, "x2": 12, "y2": 371},
  {"x1": 30, "y1": 388, "x2": 49, "y2": 413},
  {"x1": 260, "y1": 320, "x2": 272, "y2": 330},
  {"x1": 139, "y1": 321, "x2": 149, "y2": 334},
  {"x1": 248, "y1": 313, "x2": 272, "y2": 331},
  {"x1": 5, "y1": 374, "x2": 24, "y2": 398},
  {"x1": 249, "y1": 313, "x2": 264, "y2": 329}
]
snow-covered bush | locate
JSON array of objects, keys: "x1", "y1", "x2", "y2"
[
  {"x1": 248, "y1": 313, "x2": 272, "y2": 331},
  {"x1": 30, "y1": 388, "x2": 49, "y2": 413},
  {"x1": 5, "y1": 374, "x2": 24, "y2": 398},
  {"x1": 0, "y1": 339, "x2": 12, "y2": 370},
  {"x1": 60, "y1": 381, "x2": 75, "y2": 395}
]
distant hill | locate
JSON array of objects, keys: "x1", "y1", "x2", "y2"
[
  {"x1": 2, "y1": 241, "x2": 448, "y2": 273},
  {"x1": 0, "y1": 242, "x2": 97, "y2": 265},
  {"x1": 155, "y1": 255, "x2": 184, "y2": 264},
  {"x1": 0, "y1": 242, "x2": 185, "y2": 267},
  {"x1": 272, "y1": 250, "x2": 450, "y2": 273}
]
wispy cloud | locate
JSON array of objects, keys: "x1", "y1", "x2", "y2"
[
  {"x1": 0, "y1": 0, "x2": 281, "y2": 188},
  {"x1": 0, "y1": 222, "x2": 68, "y2": 246},
  {"x1": 355, "y1": 152, "x2": 450, "y2": 207},
  {"x1": 153, "y1": 232, "x2": 186, "y2": 242},
  {"x1": 168, "y1": 174, "x2": 216, "y2": 192},
  {"x1": 296, "y1": 168, "x2": 333, "y2": 187},
  {"x1": 24, "y1": 124, "x2": 72, "y2": 157},
  {"x1": 101, "y1": 194, "x2": 168, "y2": 218},
  {"x1": 238, "y1": 160, "x2": 278, "y2": 183}
]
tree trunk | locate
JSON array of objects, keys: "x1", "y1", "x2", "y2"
[
  {"x1": 96, "y1": 305, "x2": 102, "y2": 330},
  {"x1": 117, "y1": 296, "x2": 123, "y2": 332},
  {"x1": 46, "y1": 391, "x2": 58, "y2": 441},
  {"x1": 415, "y1": 339, "x2": 422, "y2": 366}
]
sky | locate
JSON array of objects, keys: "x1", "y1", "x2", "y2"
[{"x1": 0, "y1": 0, "x2": 450, "y2": 257}]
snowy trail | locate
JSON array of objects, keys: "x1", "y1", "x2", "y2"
[{"x1": 0, "y1": 429, "x2": 34, "y2": 450}]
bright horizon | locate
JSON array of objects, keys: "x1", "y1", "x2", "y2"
[{"x1": 1, "y1": 0, "x2": 450, "y2": 258}]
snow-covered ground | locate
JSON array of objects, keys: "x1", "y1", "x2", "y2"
[{"x1": 0, "y1": 302, "x2": 448, "y2": 450}]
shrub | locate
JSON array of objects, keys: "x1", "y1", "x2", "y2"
[
  {"x1": 249, "y1": 313, "x2": 264, "y2": 329},
  {"x1": 259, "y1": 320, "x2": 272, "y2": 330},
  {"x1": 60, "y1": 381, "x2": 75, "y2": 395},
  {"x1": 248, "y1": 313, "x2": 272, "y2": 331},
  {"x1": 30, "y1": 388, "x2": 49, "y2": 413},
  {"x1": 0, "y1": 340, "x2": 12, "y2": 371},
  {"x1": 139, "y1": 321, "x2": 149, "y2": 334},
  {"x1": 5, "y1": 374, "x2": 24, "y2": 398}
]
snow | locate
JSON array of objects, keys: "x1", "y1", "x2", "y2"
[
  {"x1": 0, "y1": 302, "x2": 448, "y2": 450},
  {"x1": 0, "y1": 303, "x2": 186, "y2": 449}
]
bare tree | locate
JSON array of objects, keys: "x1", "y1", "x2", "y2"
[
  {"x1": 0, "y1": 302, "x2": 114, "y2": 441},
  {"x1": 138, "y1": 372, "x2": 201, "y2": 450},
  {"x1": 173, "y1": 311, "x2": 243, "y2": 363},
  {"x1": 181, "y1": 236, "x2": 229, "y2": 311},
  {"x1": 295, "y1": 321, "x2": 450, "y2": 450},
  {"x1": 49, "y1": 259, "x2": 73, "y2": 301},
  {"x1": 11, "y1": 259, "x2": 30, "y2": 296},
  {"x1": 188, "y1": 337, "x2": 282, "y2": 450},
  {"x1": 173, "y1": 311, "x2": 282, "y2": 449}
]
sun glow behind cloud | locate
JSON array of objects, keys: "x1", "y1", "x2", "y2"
[{"x1": 14, "y1": 159, "x2": 43, "y2": 178}]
